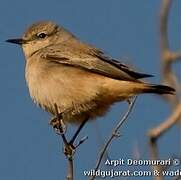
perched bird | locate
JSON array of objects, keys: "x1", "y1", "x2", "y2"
[{"x1": 6, "y1": 21, "x2": 175, "y2": 124}]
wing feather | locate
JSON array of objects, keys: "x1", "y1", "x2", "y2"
[{"x1": 41, "y1": 43, "x2": 153, "y2": 82}]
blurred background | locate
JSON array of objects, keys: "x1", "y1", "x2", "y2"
[{"x1": 0, "y1": 0, "x2": 181, "y2": 179}]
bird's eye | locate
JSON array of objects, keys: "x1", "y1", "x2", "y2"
[{"x1": 37, "y1": 32, "x2": 47, "y2": 39}]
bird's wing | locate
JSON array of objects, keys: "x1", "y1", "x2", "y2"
[{"x1": 41, "y1": 44, "x2": 153, "y2": 82}]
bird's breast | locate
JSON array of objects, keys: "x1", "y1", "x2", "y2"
[{"x1": 25, "y1": 58, "x2": 107, "y2": 119}]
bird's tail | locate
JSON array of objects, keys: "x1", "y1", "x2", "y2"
[{"x1": 142, "y1": 84, "x2": 175, "y2": 95}]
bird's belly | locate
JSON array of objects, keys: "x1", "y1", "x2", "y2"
[{"x1": 25, "y1": 63, "x2": 112, "y2": 123}]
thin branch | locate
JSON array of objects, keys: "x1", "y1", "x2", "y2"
[
  {"x1": 90, "y1": 96, "x2": 137, "y2": 180},
  {"x1": 160, "y1": 0, "x2": 171, "y2": 51},
  {"x1": 149, "y1": 138, "x2": 163, "y2": 180},
  {"x1": 160, "y1": 0, "x2": 181, "y2": 62},
  {"x1": 67, "y1": 157, "x2": 74, "y2": 180},
  {"x1": 54, "y1": 104, "x2": 74, "y2": 180},
  {"x1": 160, "y1": 0, "x2": 181, "y2": 95},
  {"x1": 147, "y1": 1, "x2": 181, "y2": 179},
  {"x1": 69, "y1": 118, "x2": 88, "y2": 145},
  {"x1": 148, "y1": 102, "x2": 181, "y2": 139},
  {"x1": 148, "y1": 101, "x2": 181, "y2": 180},
  {"x1": 51, "y1": 104, "x2": 88, "y2": 180}
]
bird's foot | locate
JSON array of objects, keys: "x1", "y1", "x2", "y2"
[
  {"x1": 63, "y1": 143, "x2": 75, "y2": 159},
  {"x1": 49, "y1": 115, "x2": 67, "y2": 135}
]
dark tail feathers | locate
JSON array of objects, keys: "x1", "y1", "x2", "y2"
[{"x1": 145, "y1": 84, "x2": 175, "y2": 95}]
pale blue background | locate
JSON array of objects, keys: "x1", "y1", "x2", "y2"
[{"x1": 0, "y1": 0, "x2": 181, "y2": 179}]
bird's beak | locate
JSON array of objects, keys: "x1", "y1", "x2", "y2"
[{"x1": 6, "y1": 38, "x2": 25, "y2": 45}]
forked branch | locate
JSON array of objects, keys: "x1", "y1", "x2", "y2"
[{"x1": 90, "y1": 96, "x2": 137, "y2": 180}]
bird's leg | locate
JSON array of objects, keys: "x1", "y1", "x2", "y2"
[
  {"x1": 51, "y1": 104, "x2": 75, "y2": 157},
  {"x1": 126, "y1": 98, "x2": 132, "y2": 104},
  {"x1": 63, "y1": 117, "x2": 89, "y2": 158},
  {"x1": 49, "y1": 110, "x2": 66, "y2": 135},
  {"x1": 50, "y1": 104, "x2": 88, "y2": 160},
  {"x1": 127, "y1": 96, "x2": 136, "y2": 104},
  {"x1": 69, "y1": 118, "x2": 88, "y2": 145}
]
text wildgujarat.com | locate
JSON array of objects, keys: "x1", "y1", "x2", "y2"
[
  {"x1": 83, "y1": 169, "x2": 181, "y2": 178},
  {"x1": 83, "y1": 169, "x2": 153, "y2": 178}
]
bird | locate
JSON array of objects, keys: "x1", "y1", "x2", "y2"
[{"x1": 6, "y1": 21, "x2": 175, "y2": 125}]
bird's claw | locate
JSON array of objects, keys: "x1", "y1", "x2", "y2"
[{"x1": 49, "y1": 116, "x2": 66, "y2": 134}]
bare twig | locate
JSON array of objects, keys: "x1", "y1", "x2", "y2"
[
  {"x1": 160, "y1": 0, "x2": 171, "y2": 51},
  {"x1": 149, "y1": 138, "x2": 163, "y2": 180},
  {"x1": 90, "y1": 96, "x2": 137, "y2": 180},
  {"x1": 69, "y1": 118, "x2": 88, "y2": 145},
  {"x1": 160, "y1": 0, "x2": 181, "y2": 62},
  {"x1": 51, "y1": 104, "x2": 89, "y2": 180},
  {"x1": 148, "y1": 102, "x2": 181, "y2": 180},
  {"x1": 148, "y1": 102, "x2": 181, "y2": 139},
  {"x1": 149, "y1": 0, "x2": 181, "y2": 141},
  {"x1": 67, "y1": 157, "x2": 74, "y2": 180},
  {"x1": 160, "y1": 0, "x2": 181, "y2": 103},
  {"x1": 54, "y1": 104, "x2": 74, "y2": 180},
  {"x1": 148, "y1": 1, "x2": 181, "y2": 179}
]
